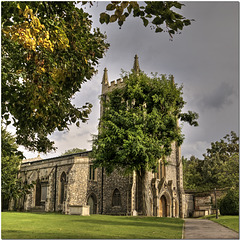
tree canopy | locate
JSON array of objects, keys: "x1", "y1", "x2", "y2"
[
  {"x1": 61, "y1": 148, "x2": 87, "y2": 156},
  {"x1": 183, "y1": 131, "x2": 239, "y2": 191},
  {"x1": 99, "y1": 1, "x2": 193, "y2": 37},
  {"x1": 1, "y1": 1, "x2": 109, "y2": 153},
  {"x1": 1, "y1": 1, "x2": 193, "y2": 154},
  {"x1": 1, "y1": 128, "x2": 33, "y2": 209},
  {"x1": 93, "y1": 72, "x2": 198, "y2": 174}
]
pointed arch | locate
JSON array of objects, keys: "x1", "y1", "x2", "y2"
[
  {"x1": 159, "y1": 191, "x2": 171, "y2": 217},
  {"x1": 87, "y1": 193, "x2": 97, "y2": 214},
  {"x1": 112, "y1": 188, "x2": 121, "y2": 207}
]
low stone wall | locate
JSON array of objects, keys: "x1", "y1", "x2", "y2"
[{"x1": 193, "y1": 210, "x2": 209, "y2": 217}]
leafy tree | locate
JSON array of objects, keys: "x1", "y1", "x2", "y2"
[
  {"x1": 99, "y1": 1, "x2": 193, "y2": 37},
  {"x1": 1, "y1": 1, "x2": 109, "y2": 153},
  {"x1": 61, "y1": 148, "x2": 87, "y2": 156},
  {"x1": 201, "y1": 131, "x2": 239, "y2": 190},
  {"x1": 1, "y1": 1, "x2": 192, "y2": 154},
  {"x1": 183, "y1": 131, "x2": 239, "y2": 191},
  {"x1": 182, "y1": 156, "x2": 204, "y2": 190},
  {"x1": 92, "y1": 72, "x2": 198, "y2": 216},
  {"x1": 1, "y1": 128, "x2": 33, "y2": 210},
  {"x1": 220, "y1": 189, "x2": 239, "y2": 215}
]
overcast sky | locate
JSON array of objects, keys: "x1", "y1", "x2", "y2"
[{"x1": 19, "y1": 1, "x2": 239, "y2": 160}]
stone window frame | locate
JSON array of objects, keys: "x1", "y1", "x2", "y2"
[
  {"x1": 60, "y1": 172, "x2": 67, "y2": 204},
  {"x1": 89, "y1": 165, "x2": 97, "y2": 181},
  {"x1": 112, "y1": 188, "x2": 121, "y2": 207},
  {"x1": 40, "y1": 184, "x2": 48, "y2": 202},
  {"x1": 35, "y1": 178, "x2": 48, "y2": 206}
]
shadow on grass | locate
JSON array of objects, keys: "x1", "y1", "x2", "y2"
[
  {"x1": 70, "y1": 216, "x2": 183, "y2": 229},
  {"x1": 2, "y1": 229, "x2": 173, "y2": 239}
]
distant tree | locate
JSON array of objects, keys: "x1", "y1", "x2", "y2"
[
  {"x1": 201, "y1": 131, "x2": 239, "y2": 190},
  {"x1": 1, "y1": 1, "x2": 109, "y2": 153},
  {"x1": 92, "y1": 71, "x2": 198, "y2": 216},
  {"x1": 99, "y1": 1, "x2": 193, "y2": 37},
  {"x1": 183, "y1": 131, "x2": 239, "y2": 191},
  {"x1": 182, "y1": 156, "x2": 204, "y2": 190},
  {"x1": 61, "y1": 148, "x2": 87, "y2": 156},
  {"x1": 1, "y1": 128, "x2": 33, "y2": 210}
]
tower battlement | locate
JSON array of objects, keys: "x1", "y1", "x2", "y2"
[
  {"x1": 101, "y1": 55, "x2": 140, "y2": 95},
  {"x1": 102, "y1": 78, "x2": 125, "y2": 94}
]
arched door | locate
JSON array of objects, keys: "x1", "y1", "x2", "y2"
[
  {"x1": 159, "y1": 195, "x2": 167, "y2": 217},
  {"x1": 87, "y1": 194, "x2": 97, "y2": 214}
]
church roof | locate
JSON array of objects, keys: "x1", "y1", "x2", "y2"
[
  {"x1": 21, "y1": 151, "x2": 92, "y2": 165},
  {"x1": 22, "y1": 154, "x2": 42, "y2": 163}
]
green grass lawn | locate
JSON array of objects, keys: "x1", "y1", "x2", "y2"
[
  {"x1": 1, "y1": 212, "x2": 184, "y2": 239},
  {"x1": 201, "y1": 215, "x2": 239, "y2": 232}
]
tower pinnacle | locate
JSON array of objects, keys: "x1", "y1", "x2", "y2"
[
  {"x1": 133, "y1": 54, "x2": 140, "y2": 75},
  {"x1": 102, "y1": 67, "x2": 109, "y2": 85}
]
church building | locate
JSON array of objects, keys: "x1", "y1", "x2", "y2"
[{"x1": 19, "y1": 56, "x2": 186, "y2": 218}]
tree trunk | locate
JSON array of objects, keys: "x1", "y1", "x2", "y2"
[{"x1": 140, "y1": 169, "x2": 153, "y2": 216}]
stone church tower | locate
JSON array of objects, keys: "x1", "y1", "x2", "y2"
[
  {"x1": 18, "y1": 55, "x2": 185, "y2": 218},
  {"x1": 98, "y1": 55, "x2": 185, "y2": 217}
]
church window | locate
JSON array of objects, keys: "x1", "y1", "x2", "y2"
[
  {"x1": 60, "y1": 172, "x2": 66, "y2": 204},
  {"x1": 160, "y1": 160, "x2": 166, "y2": 179},
  {"x1": 35, "y1": 179, "x2": 41, "y2": 206},
  {"x1": 41, "y1": 185, "x2": 47, "y2": 201},
  {"x1": 112, "y1": 188, "x2": 121, "y2": 206},
  {"x1": 89, "y1": 165, "x2": 97, "y2": 181}
]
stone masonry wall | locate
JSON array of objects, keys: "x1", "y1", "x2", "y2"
[{"x1": 102, "y1": 169, "x2": 132, "y2": 215}]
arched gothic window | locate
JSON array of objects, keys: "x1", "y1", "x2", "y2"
[
  {"x1": 112, "y1": 188, "x2": 121, "y2": 206},
  {"x1": 60, "y1": 172, "x2": 66, "y2": 204}
]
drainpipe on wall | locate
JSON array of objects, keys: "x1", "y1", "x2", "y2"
[
  {"x1": 101, "y1": 167, "x2": 104, "y2": 214},
  {"x1": 54, "y1": 165, "x2": 58, "y2": 212}
]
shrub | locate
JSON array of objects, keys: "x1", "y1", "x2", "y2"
[{"x1": 219, "y1": 189, "x2": 239, "y2": 215}]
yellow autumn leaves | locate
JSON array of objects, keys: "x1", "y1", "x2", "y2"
[
  {"x1": 3, "y1": 5, "x2": 71, "y2": 79},
  {"x1": 4, "y1": 5, "x2": 69, "y2": 53}
]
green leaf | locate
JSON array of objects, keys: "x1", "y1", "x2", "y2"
[
  {"x1": 127, "y1": 4, "x2": 133, "y2": 13},
  {"x1": 173, "y1": 2, "x2": 183, "y2": 9},
  {"x1": 99, "y1": 12, "x2": 107, "y2": 24},
  {"x1": 183, "y1": 19, "x2": 191, "y2": 26},
  {"x1": 119, "y1": 15, "x2": 126, "y2": 22},
  {"x1": 121, "y1": 2, "x2": 129, "y2": 9},
  {"x1": 118, "y1": 20, "x2": 124, "y2": 27},
  {"x1": 141, "y1": 17, "x2": 149, "y2": 27},
  {"x1": 152, "y1": 16, "x2": 163, "y2": 25},
  {"x1": 155, "y1": 27, "x2": 163, "y2": 33},
  {"x1": 106, "y1": 3, "x2": 116, "y2": 11},
  {"x1": 110, "y1": 14, "x2": 118, "y2": 23}
]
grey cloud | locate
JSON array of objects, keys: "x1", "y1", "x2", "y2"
[{"x1": 197, "y1": 82, "x2": 236, "y2": 110}]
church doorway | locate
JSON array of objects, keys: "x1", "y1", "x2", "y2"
[
  {"x1": 87, "y1": 194, "x2": 97, "y2": 214},
  {"x1": 159, "y1": 195, "x2": 168, "y2": 217}
]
